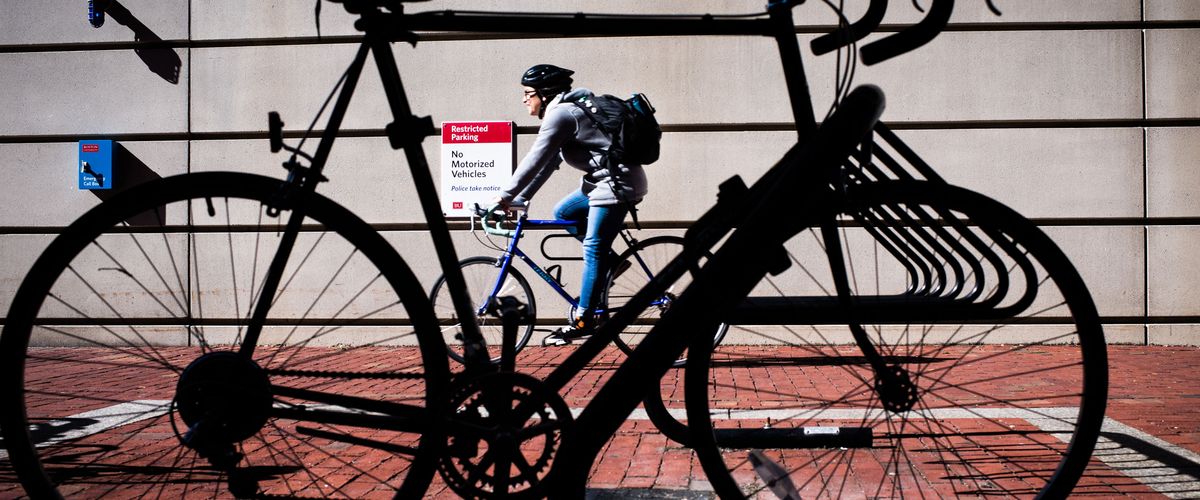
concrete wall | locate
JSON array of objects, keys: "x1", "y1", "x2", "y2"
[{"x1": 1, "y1": 1, "x2": 1197, "y2": 344}]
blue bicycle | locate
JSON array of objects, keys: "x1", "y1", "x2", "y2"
[{"x1": 429, "y1": 204, "x2": 729, "y2": 365}]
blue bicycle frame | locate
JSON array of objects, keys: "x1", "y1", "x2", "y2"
[{"x1": 479, "y1": 211, "x2": 667, "y2": 321}]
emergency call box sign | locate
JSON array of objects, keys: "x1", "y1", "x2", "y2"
[
  {"x1": 78, "y1": 140, "x2": 113, "y2": 190},
  {"x1": 440, "y1": 121, "x2": 516, "y2": 217}
]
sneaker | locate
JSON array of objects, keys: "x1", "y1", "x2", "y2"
[{"x1": 542, "y1": 317, "x2": 595, "y2": 346}]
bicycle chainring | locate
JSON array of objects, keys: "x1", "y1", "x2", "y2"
[{"x1": 437, "y1": 372, "x2": 572, "y2": 499}]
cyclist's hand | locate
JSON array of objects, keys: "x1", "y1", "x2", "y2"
[
  {"x1": 482, "y1": 202, "x2": 508, "y2": 226},
  {"x1": 491, "y1": 196, "x2": 511, "y2": 211}
]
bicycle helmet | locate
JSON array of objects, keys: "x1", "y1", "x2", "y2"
[
  {"x1": 521, "y1": 64, "x2": 574, "y2": 119},
  {"x1": 521, "y1": 64, "x2": 574, "y2": 91}
]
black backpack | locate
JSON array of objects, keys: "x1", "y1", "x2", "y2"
[{"x1": 570, "y1": 92, "x2": 662, "y2": 168}]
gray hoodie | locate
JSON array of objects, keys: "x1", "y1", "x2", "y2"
[{"x1": 500, "y1": 88, "x2": 648, "y2": 207}]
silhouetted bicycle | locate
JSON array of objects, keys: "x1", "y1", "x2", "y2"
[{"x1": 1, "y1": 0, "x2": 1108, "y2": 498}]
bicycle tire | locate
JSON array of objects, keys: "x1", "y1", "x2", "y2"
[
  {"x1": 0, "y1": 172, "x2": 450, "y2": 499},
  {"x1": 686, "y1": 181, "x2": 1107, "y2": 499},
  {"x1": 602, "y1": 235, "x2": 729, "y2": 368},
  {"x1": 429, "y1": 256, "x2": 536, "y2": 365}
]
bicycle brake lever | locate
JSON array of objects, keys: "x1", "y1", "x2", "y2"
[{"x1": 268, "y1": 112, "x2": 284, "y2": 153}]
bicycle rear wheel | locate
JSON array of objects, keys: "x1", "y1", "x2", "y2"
[
  {"x1": 602, "y1": 235, "x2": 728, "y2": 367},
  {"x1": 429, "y1": 256, "x2": 536, "y2": 365},
  {"x1": 0, "y1": 172, "x2": 450, "y2": 499},
  {"x1": 687, "y1": 181, "x2": 1107, "y2": 499}
]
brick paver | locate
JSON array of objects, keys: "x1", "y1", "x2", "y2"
[{"x1": 0, "y1": 345, "x2": 1196, "y2": 498}]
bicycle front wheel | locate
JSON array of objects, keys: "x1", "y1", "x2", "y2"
[
  {"x1": 687, "y1": 181, "x2": 1107, "y2": 499},
  {"x1": 603, "y1": 235, "x2": 728, "y2": 368},
  {"x1": 0, "y1": 172, "x2": 450, "y2": 499},
  {"x1": 429, "y1": 257, "x2": 536, "y2": 365}
]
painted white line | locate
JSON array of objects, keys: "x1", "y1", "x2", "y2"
[
  {"x1": 1, "y1": 400, "x2": 171, "y2": 460},
  {"x1": 1090, "y1": 418, "x2": 1200, "y2": 498},
  {"x1": 584, "y1": 406, "x2": 1080, "y2": 422}
]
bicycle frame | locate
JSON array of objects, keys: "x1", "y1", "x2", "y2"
[
  {"x1": 247, "y1": 0, "x2": 887, "y2": 495},
  {"x1": 480, "y1": 213, "x2": 672, "y2": 322}
]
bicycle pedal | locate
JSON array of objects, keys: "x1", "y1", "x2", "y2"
[{"x1": 749, "y1": 449, "x2": 801, "y2": 500}]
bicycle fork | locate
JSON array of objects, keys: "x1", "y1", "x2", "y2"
[{"x1": 818, "y1": 219, "x2": 920, "y2": 413}]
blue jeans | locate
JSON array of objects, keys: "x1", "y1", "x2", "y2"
[{"x1": 553, "y1": 189, "x2": 628, "y2": 318}]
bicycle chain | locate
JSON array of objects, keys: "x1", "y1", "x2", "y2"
[{"x1": 266, "y1": 368, "x2": 425, "y2": 380}]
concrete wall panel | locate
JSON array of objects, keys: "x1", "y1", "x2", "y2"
[
  {"x1": 1046, "y1": 226, "x2": 1145, "y2": 318},
  {"x1": 1146, "y1": 29, "x2": 1200, "y2": 119},
  {"x1": 849, "y1": 30, "x2": 1143, "y2": 122},
  {"x1": 1148, "y1": 226, "x2": 1200, "y2": 317},
  {"x1": 1147, "y1": 127, "x2": 1200, "y2": 218},
  {"x1": 0, "y1": 50, "x2": 188, "y2": 136},
  {"x1": 1148, "y1": 325, "x2": 1200, "y2": 346},
  {"x1": 189, "y1": 1, "x2": 1142, "y2": 41},
  {"x1": 892, "y1": 128, "x2": 1144, "y2": 218},
  {"x1": 0, "y1": 0, "x2": 188, "y2": 46},
  {"x1": 1146, "y1": 1, "x2": 1200, "y2": 21},
  {"x1": 0, "y1": 234, "x2": 52, "y2": 315},
  {"x1": 190, "y1": 30, "x2": 1141, "y2": 134},
  {"x1": 0, "y1": 141, "x2": 188, "y2": 227}
]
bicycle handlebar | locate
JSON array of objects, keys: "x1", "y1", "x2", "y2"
[
  {"x1": 810, "y1": 0, "x2": 888, "y2": 56},
  {"x1": 860, "y1": 0, "x2": 954, "y2": 65},
  {"x1": 475, "y1": 203, "x2": 522, "y2": 239}
]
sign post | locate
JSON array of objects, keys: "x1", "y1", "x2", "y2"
[{"x1": 440, "y1": 121, "x2": 515, "y2": 217}]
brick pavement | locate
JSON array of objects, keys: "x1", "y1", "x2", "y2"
[{"x1": 0, "y1": 344, "x2": 1197, "y2": 498}]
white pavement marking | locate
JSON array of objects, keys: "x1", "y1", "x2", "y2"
[
  {"x1": 8, "y1": 402, "x2": 1199, "y2": 498},
  {"x1": 596, "y1": 406, "x2": 1080, "y2": 422},
  {"x1": 1090, "y1": 418, "x2": 1200, "y2": 498},
  {"x1": 0, "y1": 400, "x2": 171, "y2": 460}
]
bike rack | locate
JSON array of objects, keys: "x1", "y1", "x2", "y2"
[{"x1": 731, "y1": 122, "x2": 1041, "y2": 325}]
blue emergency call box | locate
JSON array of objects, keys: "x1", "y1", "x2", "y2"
[{"x1": 79, "y1": 140, "x2": 113, "y2": 190}]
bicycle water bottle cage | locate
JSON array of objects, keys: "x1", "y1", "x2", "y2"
[{"x1": 545, "y1": 264, "x2": 563, "y2": 285}]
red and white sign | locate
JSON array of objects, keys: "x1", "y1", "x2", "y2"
[{"x1": 441, "y1": 121, "x2": 516, "y2": 217}]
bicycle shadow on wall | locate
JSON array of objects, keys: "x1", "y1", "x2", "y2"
[
  {"x1": 98, "y1": 0, "x2": 181, "y2": 84},
  {"x1": 89, "y1": 143, "x2": 165, "y2": 226}
]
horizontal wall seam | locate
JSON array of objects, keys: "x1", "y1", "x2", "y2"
[
  {"x1": 3, "y1": 119, "x2": 1199, "y2": 144},
  {"x1": 0, "y1": 217, "x2": 1193, "y2": 236},
  {"x1": 2, "y1": 20, "x2": 1197, "y2": 53}
]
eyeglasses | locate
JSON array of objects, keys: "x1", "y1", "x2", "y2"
[{"x1": 522, "y1": 90, "x2": 539, "y2": 101}]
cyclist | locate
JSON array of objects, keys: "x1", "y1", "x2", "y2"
[{"x1": 492, "y1": 63, "x2": 648, "y2": 344}]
